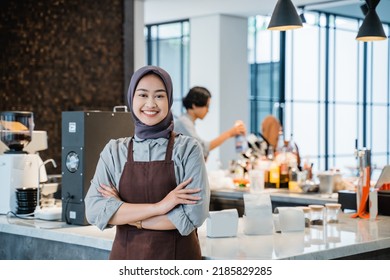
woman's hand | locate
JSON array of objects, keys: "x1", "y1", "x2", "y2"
[
  {"x1": 98, "y1": 183, "x2": 121, "y2": 201},
  {"x1": 156, "y1": 178, "x2": 201, "y2": 215}
]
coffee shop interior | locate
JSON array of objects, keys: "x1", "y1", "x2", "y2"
[{"x1": 1, "y1": 0, "x2": 390, "y2": 260}]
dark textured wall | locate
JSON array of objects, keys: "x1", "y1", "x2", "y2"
[{"x1": 0, "y1": 0, "x2": 131, "y2": 174}]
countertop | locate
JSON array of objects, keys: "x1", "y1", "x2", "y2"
[
  {"x1": 211, "y1": 187, "x2": 338, "y2": 205},
  {"x1": 1, "y1": 210, "x2": 390, "y2": 260}
]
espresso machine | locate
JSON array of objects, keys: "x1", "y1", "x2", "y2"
[{"x1": 0, "y1": 111, "x2": 48, "y2": 215}]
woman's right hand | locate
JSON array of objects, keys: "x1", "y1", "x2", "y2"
[{"x1": 156, "y1": 178, "x2": 201, "y2": 215}]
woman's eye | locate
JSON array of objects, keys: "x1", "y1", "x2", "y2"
[
  {"x1": 156, "y1": 94, "x2": 165, "y2": 99},
  {"x1": 138, "y1": 93, "x2": 148, "y2": 98}
]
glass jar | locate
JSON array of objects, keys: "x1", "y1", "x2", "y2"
[
  {"x1": 299, "y1": 206, "x2": 311, "y2": 227},
  {"x1": 325, "y1": 203, "x2": 341, "y2": 224},
  {"x1": 309, "y1": 204, "x2": 324, "y2": 226}
]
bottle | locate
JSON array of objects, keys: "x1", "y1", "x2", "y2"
[
  {"x1": 269, "y1": 160, "x2": 280, "y2": 188},
  {"x1": 276, "y1": 129, "x2": 285, "y2": 155},
  {"x1": 287, "y1": 133, "x2": 299, "y2": 168},
  {"x1": 288, "y1": 162, "x2": 299, "y2": 192},
  {"x1": 286, "y1": 133, "x2": 297, "y2": 153},
  {"x1": 276, "y1": 129, "x2": 289, "y2": 188},
  {"x1": 234, "y1": 121, "x2": 247, "y2": 154},
  {"x1": 264, "y1": 146, "x2": 273, "y2": 188},
  {"x1": 303, "y1": 157, "x2": 313, "y2": 180},
  {"x1": 235, "y1": 134, "x2": 247, "y2": 154}
]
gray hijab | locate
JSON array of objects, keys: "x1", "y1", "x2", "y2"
[{"x1": 127, "y1": 65, "x2": 174, "y2": 139}]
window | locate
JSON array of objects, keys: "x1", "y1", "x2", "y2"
[
  {"x1": 249, "y1": 13, "x2": 390, "y2": 173},
  {"x1": 145, "y1": 15, "x2": 390, "y2": 173},
  {"x1": 145, "y1": 20, "x2": 190, "y2": 116},
  {"x1": 248, "y1": 16, "x2": 281, "y2": 133}
]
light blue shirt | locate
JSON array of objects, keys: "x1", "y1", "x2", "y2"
[
  {"x1": 174, "y1": 113, "x2": 211, "y2": 158},
  {"x1": 84, "y1": 134, "x2": 210, "y2": 236}
]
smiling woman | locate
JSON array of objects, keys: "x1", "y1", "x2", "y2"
[{"x1": 85, "y1": 65, "x2": 210, "y2": 260}]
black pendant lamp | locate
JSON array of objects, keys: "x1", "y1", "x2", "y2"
[
  {"x1": 268, "y1": 0, "x2": 303, "y2": 31},
  {"x1": 356, "y1": 0, "x2": 387, "y2": 41}
]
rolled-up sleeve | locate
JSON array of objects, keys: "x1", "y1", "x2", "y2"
[
  {"x1": 85, "y1": 139, "x2": 127, "y2": 230},
  {"x1": 174, "y1": 114, "x2": 210, "y2": 158},
  {"x1": 167, "y1": 136, "x2": 210, "y2": 236}
]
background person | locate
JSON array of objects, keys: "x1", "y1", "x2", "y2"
[{"x1": 174, "y1": 86, "x2": 246, "y2": 160}]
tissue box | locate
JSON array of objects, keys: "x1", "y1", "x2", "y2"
[{"x1": 206, "y1": 209, "x2": 239, "y2": 238}]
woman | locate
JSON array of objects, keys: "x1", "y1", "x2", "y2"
[
  {"x1": 174, "y1": 86, "x2": 246, "y2": 159},
  {"x1": 85, "y1": 66, "x2": 210, "y2": 260}
]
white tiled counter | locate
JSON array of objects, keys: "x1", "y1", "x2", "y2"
[{"x1": 1, "y1": 212, "x2": 390, "y2": 260}]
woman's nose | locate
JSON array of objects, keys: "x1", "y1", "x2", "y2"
[{"x1": 145, "y1": 97, "x2": 157, "y2": 107}]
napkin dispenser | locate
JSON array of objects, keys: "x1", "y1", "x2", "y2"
[{"x1": 206, "y1": 209, "x2": 239, "y2": 238}]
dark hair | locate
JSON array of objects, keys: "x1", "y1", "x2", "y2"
[{"x1": 182, "y1": 86, "x2": 211, "y2": 109}]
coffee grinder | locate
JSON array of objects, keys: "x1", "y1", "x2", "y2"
[{"x1": 0, "y1": 111, "x2": 48, "y2": 215}]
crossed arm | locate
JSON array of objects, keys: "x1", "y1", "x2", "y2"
[{"x1": 97, "y1": 178, "x2": 200, "y2": 230}]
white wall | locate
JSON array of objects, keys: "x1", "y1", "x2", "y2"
[
  {"x1": 190, "y1": 14, "x2": 249, "y2": 170},
  {"x1": 134, "y1": 0, "x2": 145, "y2": 70}
]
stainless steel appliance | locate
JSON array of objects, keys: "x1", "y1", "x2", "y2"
[
  {"x1": 0, "y1": 111, "x2": 48, "y2": 215},
  {"x1": 61, "y1": 109, "x2": 134, "y2": 225}
]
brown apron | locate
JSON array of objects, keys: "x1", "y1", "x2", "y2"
[{"x1": 109, "y1": 132, "x2": 202, "y2": 260}]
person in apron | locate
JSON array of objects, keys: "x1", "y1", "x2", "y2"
[{"x1": 85, "y1": 66, "x2": 210, "y2": 260}]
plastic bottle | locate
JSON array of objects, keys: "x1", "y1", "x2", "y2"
[
  {"x1": 234, "y1": 121, "x2": 247, "y2": 154},
  {"x1": 235, "y1": 134, "x2": 247, "y2": 154}
]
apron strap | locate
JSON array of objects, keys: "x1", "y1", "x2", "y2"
[
  {"x1": 165, "y1": 131, "x2": 175, "y2": 161},
  {"x1": 127, "y1": 137, "x2": 135, "y2": 163}
]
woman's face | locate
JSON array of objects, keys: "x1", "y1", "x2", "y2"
[
  {"x1": 193, "y1": 97, "x2": 210, "y2": 120},
  {"x1": 132, "y1": 74, "x2": 169, "y2": 126}
]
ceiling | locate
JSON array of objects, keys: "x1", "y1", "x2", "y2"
[{"x1": 144, "y1": 0, "x2": 390, "y2": 26}]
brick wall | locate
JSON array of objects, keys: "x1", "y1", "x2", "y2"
[{"x1": 0, "y1": 0, "x2": 131, "y2": 174}]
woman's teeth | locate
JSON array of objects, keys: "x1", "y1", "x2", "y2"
[{"x1": 143, "y1": 111, "x2": 157, "y2": 115}]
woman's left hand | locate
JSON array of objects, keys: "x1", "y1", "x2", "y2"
[{"x1": 98, "y1": 183, "x2": 121, "y2": 200}]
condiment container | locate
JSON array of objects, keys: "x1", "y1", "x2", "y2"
[
  {"x1": 325, "y1": 203, "x2": 341, "y2": 224},
  {"x1": 300, "y1": 206, "x2": 311, "y2": 228},
  {"x1": 309, "y1": 204, "x2": 324, "y2": 226}
]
